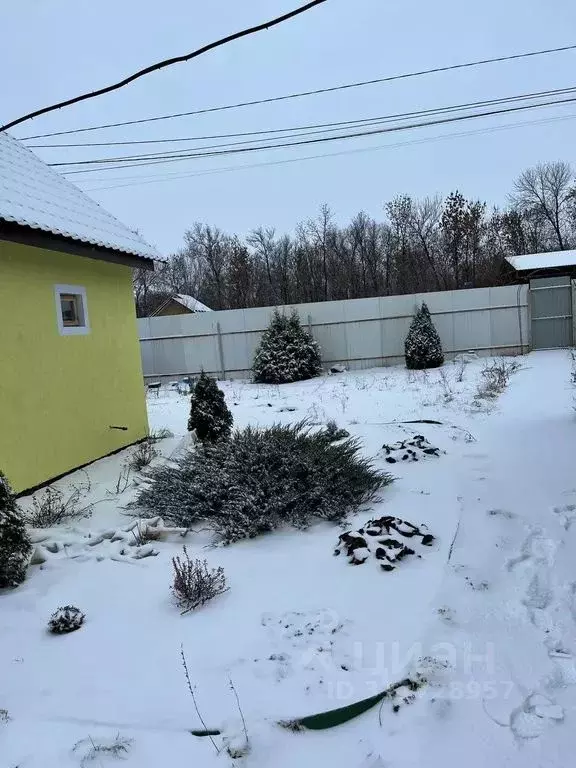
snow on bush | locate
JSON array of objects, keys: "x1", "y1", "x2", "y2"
[
  {"x1": 252, "y1": 309, "x2": 322, "y2": 384},
  {"x1": 335, "y1": 515, "x2": 435, "y2": 571},
  {"x1": 47, "y1": 605, "x2": 85, "y2": 634},
  {"x1": 131, "y1": 422, "x2": 390, "y2": 544},
  {"x1": 404, "y1": 303, "x2": 444, "y2": 370},
  {"x1": 187, "y1": 371, "x2": 233, "y2": 442},
  {"x1": 0, "y1": 472, "x2": 32, "y2": 588},
  {"x1": 172, "y1": 546, "x2": 228, "y2": 613},
  {"x1": 72, "y1": 734, "x2": 132, "y2": 766},
  {"x1": 382, "y1": 435, "x2": 442, "y2": 463}
]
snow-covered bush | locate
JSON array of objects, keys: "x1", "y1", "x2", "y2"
[
  {"x1": 0, "y1": 472, "x2": 32, "y2": 589},
  {"x1": 252, "y1": 309, "x2": 322, "y2": 384},
  {"x1": 323, "y1": 420, "x2": 350, "y2": 442},
  {"x1": 187, "y1": 371, "x2": 233, "y2": 442},
  {"x1": 172, "y1": 546, "x2": 228, "y2": 613},
  {"x1": 48, "y1": 605, "x2": 85, "y2": 634},
  {"x1": 131, "y1": 422, "x2": 390, "y2": 544},
  {"x1": 404, "y1": 303, "x2": 444, "y2": 370}
]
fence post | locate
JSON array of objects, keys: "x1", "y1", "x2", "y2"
[
  {"x1": 571, "y1": 280, "x2": 576, "y2": 347},
  {"x1": 307, "y1": 314, "x2": 313, "y2": 336},
  {"x1": 216, "y1": 322, "x2": 226, "y2": 380}
]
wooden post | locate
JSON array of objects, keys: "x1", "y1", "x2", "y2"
[{"x1": 216, "y1": 322, "x2": 226, "y2": 380}]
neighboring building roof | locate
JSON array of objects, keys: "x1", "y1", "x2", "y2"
[
  {"x1": 148, "y1": 293, "x2": 212, "y2": 317},
  {"x1": 174, "y1": 294, "x2": 212, "y2": 312},
  {"x1": 0, "y1": 131, "x2": 163, "y2": 262},
  {"x1": 506, "y1": 249, "x2": 576, "y2": 273}
]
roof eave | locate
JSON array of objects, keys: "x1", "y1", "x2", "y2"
[{"x1": 0, "y1": 219, "x2": 158, "y2": 270}]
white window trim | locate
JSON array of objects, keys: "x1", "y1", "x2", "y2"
[{"x1": 54, "y1": 284, "x2": 90, "y2": 336}]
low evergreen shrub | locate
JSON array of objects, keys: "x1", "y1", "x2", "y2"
[{"x1": 131, "y1": 422, "x2": 390, "y2": 544}]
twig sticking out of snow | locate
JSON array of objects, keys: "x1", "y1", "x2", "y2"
[
  {"x1": 228, "y1": 678, "x2": 249, "y2": 756},
  {"x1": 180, "y1": 645, "x2": 220, "y2": 755}
]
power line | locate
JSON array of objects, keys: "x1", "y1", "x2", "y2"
[
  {"x1": 0, "y1": 0, "x2": 329, "y2": 133},
  {"x1": 80, "y1": 111, "x2": 576, "y2": 193},
  {"x1": 26, "y1": 84, "x2": 576, "y2": 150},
  {"x1": 18, "y1": 42, "x2": 576, "y2": 140},
  {"x1": 56, "y1": 92, "x2": 576, "y2": 173}
]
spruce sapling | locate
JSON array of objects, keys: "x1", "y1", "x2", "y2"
[
  {"x1": 253, "y1": 309, "x2": 322, "y2": 384},
  {"x1": 404, "y1": 303, "x2": 444, "y2": 370},
  {"x1": 187, "y1": 372, "x2": 233, "y2": 442}
]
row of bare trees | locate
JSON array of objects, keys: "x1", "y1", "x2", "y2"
[{"x1": 135, "y1": 161, "x2": 576, "y2": 315}]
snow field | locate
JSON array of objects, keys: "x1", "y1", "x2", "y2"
[{"x1": 2, "y1": 351, "x2": 575, "y2": 767}]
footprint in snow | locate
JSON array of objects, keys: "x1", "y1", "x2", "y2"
[
  {"x1": 486, "y1": 508, "x2": 516, "y2": 520},
  {"x1": 552, "y1": 503, "x2": 576, "y2": 530},
  {"x1": 510, "y1": 693, "x2": 564, "y2": 740}
]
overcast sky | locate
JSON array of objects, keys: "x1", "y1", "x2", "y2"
[{"x1": 3, "y1": 0, "x2": 576, "y2": 255}]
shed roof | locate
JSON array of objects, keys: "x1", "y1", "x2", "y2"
[
  {"x1": 0, "y1": 132, "x2": 163, "y2": 262},
  {"x1": 506, "y1": 249, "x2": 576, "y2": 273},
  {"x1": 174, "y1": 294, "x2": 212, "y2": 312}
]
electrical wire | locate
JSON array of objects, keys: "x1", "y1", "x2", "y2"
[
  {"x1": 1, "y1": 0, "x2": 329, "y2": 133},
  {"x1": 17, "y1": 42, "x2": 576, "y2": 140},
  {"x1": 80, "y1": 111, "x2": 576, "y2": 193},
  {"x1": 26, "y1": 84, "x2": 576, "y2": 151},
  {"x1": 56, "y1": 92, "x2": 576, "y2": 173}
]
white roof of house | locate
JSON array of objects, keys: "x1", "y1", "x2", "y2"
[
  {"x1": 0, "y1": 131, "x2": 163, "y2": 261},
  {"x1": 174, "y1": 294, "x2": 212, "y2": 312},
  {"x1": 506, "y1": 249, "x2": 576, "y2": 272}
]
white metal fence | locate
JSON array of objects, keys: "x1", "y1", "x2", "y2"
[{"x1": 138, "y1": 284, "x2": 529, "y2": 381}]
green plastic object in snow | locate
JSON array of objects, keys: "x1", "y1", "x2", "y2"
[{"x1": 285, "y1": 689, "x2": 389, "y2": 731}]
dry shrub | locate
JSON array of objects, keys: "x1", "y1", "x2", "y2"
[
  {"x1": 129, "y1": 440, "x2": 158, "y2": 472},
  {"x1": 475, "y1": 359, "x2": 521, "y2": 400},
  {"x1": 24, "y1": 474, "x2": 93, "y2": 527},
  {"x1": 172, "y1": 546, "x2": 228, "y2": 614}
]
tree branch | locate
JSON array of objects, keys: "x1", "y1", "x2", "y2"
[{"x1": 1, "y1": 0, "x2": 329, "y2": 133}]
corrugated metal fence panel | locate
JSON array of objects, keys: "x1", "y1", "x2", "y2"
[
  {"x1": 530, "y1": 276, "x2": 572, "y2": 350},
  {"x1": 137, "y1": 284, "x2": 530, "y2": 380}
]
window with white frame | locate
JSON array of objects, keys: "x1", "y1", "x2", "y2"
[{"x1": 54, "y1": 285, "x2": 90, "y2": 336}]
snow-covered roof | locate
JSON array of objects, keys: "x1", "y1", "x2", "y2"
[
  {"x1": 0, "y1": 132, "x2": 163, "y2": 262},
  {"x1": 174, "y1": 294, "x2": 212, "y2": 312},
  {"x1": 506, "y1": 249, "x2": 576, "y2": 272}
]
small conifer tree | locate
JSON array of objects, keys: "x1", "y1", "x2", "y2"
[
  {"x1": 0, "y1": 472, "x2": 32, "y2": 589},
  {"x1": 187, "y1": 372, "x2": 233, "y2": 442},
  {"x1": 253, "y1": 309, "x2": 322, "y2": 384},
  {"x1": 404, "y1": 303, "x2": 444, "y2": 370}
]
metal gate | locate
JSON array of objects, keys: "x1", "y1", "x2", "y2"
[{"x1": 530, "y1": 275, "x2": 573, "y2": 349}]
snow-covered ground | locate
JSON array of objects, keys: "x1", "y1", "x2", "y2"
[{"x1": 2, "y1": 351, "x2": 575, "y2": 768}]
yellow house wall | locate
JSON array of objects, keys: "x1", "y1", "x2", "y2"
[{"x1": 0, "y1": 240, "x2": 149, "y2": 492}]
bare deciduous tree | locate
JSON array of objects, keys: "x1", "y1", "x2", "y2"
[
  {"x1": 133, "y1": 161, "x2": 576, "y2": 316},
  {"x1": 511, "y1": 161, "x2": 575, "y2": 251}
]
